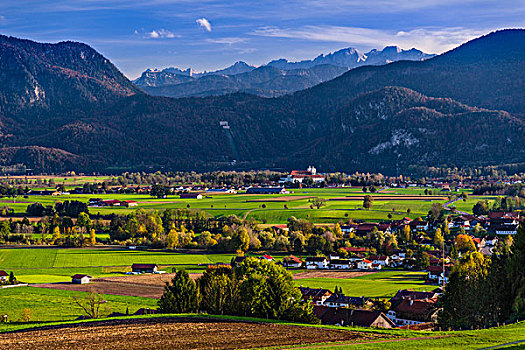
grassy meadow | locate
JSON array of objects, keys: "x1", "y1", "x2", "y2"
[
  {"x1": 0, "y1": 286, "x2": 156, "y2": 323},
  {"x1": 0, "y1": 248, "x2": 234, "y2": 283},
  {"x1": 0, "y1": 186, "x2": 494, "y2": 224},
  {"x1": 295, "y1": 271, "x2": 429, "y2": 297}
]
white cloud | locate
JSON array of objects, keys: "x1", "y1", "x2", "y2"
[
  {"x1": 196, "y1": 18, "x2": 212, "y2": 32},
  {"x1": 252, "y1": 25, "x2": 489, "y2": 53},
  {"x1": 143, "y1": 29, "x2": 179, "y2": 39},
  {"x1": 206, "y1": 37, "x2": 247, "y2": 45}
]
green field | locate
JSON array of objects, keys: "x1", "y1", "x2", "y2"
[
  {"x1": 0, "y1": 286, "x2": 156, "y2": 323},
  {"x1": 0, "y1": 248, "x2": 234, "y2": 283},
  {"x1": 1, "y1": 186, "x2": 492, "y2": 224},
  {"x1": 295, "y1": 271, "x2": 429, "y2": 297},
  {"x1": 300, "y1": 321, "x2": 525, "y2": 349}
]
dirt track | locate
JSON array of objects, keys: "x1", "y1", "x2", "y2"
[{"x1": 0, "y1": 317, "x2": 391, "y2": 350}]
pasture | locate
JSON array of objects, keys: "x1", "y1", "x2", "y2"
[
  {"x1": 0, "y1": 287, "x2": 156, "y2": 322},
  {"x1": 0, "y1": 186, "x2": 493, "y2": 224},
  {"x1": 0, "y1": 248, "x2": 233, "y2": 283},
  {"x1": 294, "y1": 270, "x2": 429, "y2": 297}
]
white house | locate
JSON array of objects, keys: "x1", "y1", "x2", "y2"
[
  {"x1": 71, "y1": 274, "x2": 92, "y2": 284},
  {"x1": 305, "y1": 257, "x2": 329, "y2": 269},
  {"x1": 279, "y1": 166, "x2": 325, "y2": 184},
  {"x1": 357, "y1": 259, "x2": 373, "y2": 270},
  {"x1": 329, "y1": 259, "x2": 353, "y2": 270},
  {"x1": 282, "y1": 255, "x2": 303, "y2": 268},
  {"x1": 370, "y1": 255, "x2": 390, "y2": 267}
]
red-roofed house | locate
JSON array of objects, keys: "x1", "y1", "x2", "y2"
[
  {"x1": 0, "y1": 270, "x2": 8, "y2": 282},
  {"x1": 279, "y1": 166, "x2": 325, "y2": 184},
  {"x1": 282, "y1": 255, "x2": 303, "y2": 268},
  {"x1": 386, "y1": 299, "x2": 438, "y2": 326},
  {"x1": 315, "y1": 307, "x2": 395, "y2": 328},
  {"x1": 357, "y1": 259, "x2": 373, "y2": 270}
]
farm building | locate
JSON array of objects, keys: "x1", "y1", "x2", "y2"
[
  {"x1": 180, "y1": 193, "x2": 203, "y2": 199},
  {"x1": 323, "y1": 294, "x2": 372, "y2": 309},
  {"x1": 132, "y1": 264, "x2": 158, "y2": 273},
  {"x1": 121, "y1": 200, "x2": 138, "y2": 207},
  {"x1": 0, "y1": 270, "x2": 8, "y2": 282},
  {"x1": 245, "y1": 187, "x2": 288, "y2": 195},
  {"x1": 305, "y1": 257, "x2": 329, "y2": 269},
  {"x1": 99, "y1": 199, "x2": 122, "y2": 206},
  {"x1": 206, "y1": 188, "x2": 237, "y2": 194},
  {"x1": 314, "y1": 307, "x2": 395, "y2": 328},
  {"x1": 357, "y1": 259, "x2": 373, "y2": 270},
  {"x1": 282, "y1": 255, "x2": 303, "y2": 268},
  {"x1": 71, "y1": 274, "x2": 92, "y2": 284},
  {"x1": 298, "y1": 287, "x2": 333, "y2": 304},
  {"x1": 329, "y1": 259, "x2": 353, "y2": 270}
]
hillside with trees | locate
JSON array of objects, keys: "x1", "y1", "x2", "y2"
[{"x1": 0, "y1": 30, "x2": 523, "y2": 173}]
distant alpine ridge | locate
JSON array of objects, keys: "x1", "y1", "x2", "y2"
[
  {"x1": 0, "y1": 29, "x2": 523, "y2": 173},
  {"x1": 134, "y1": 46, "x2": 434, "y2": 98}
]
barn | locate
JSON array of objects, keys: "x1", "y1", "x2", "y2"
[
  {"x1": 71, "y1": 274, "x2": 92, "y2": 284},
  {"x1": 132, "y1": 264, "x2": 158, "y2": 273}
]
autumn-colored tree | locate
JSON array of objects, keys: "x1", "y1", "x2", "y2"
[
  {"x1": 434, "y1": 228, "x2": 444, "y2": 247},
  {"x1": 89, "y1": 228, "x2": 96, "y2": 246},
  {"x1": 455, "y1": 234, "x2": 476, "y2": 253},
  {"x1": 363, "y1": 195, "x2": 374, "y2": 209},
  {"x1": 166, "y1": 228, "x2": 179, "y2": 249}
]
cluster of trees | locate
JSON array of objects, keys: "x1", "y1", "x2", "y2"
[
  {"x1": 106, "y1": 207, "x2": 412, "y2": 255},
  {"x1": 439, "y1": 223, "x2": 525, "y2": 329},
  {"x1": 0, "y1": 211, "x2": 97, "y2": 247},
  {"x1": 158, "y1": 258, "x2": 317, "y2": 323},
  {"x1": 473, "y1": 197, "x2": 525, "y2": 216},
  {"x1": 26, "y1": 200, "x2": 89, "y2": 218}
]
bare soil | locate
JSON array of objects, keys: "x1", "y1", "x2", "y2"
[
  {"x1": 293, "y1": 271, "x2": 376, "y2": 280},
  {"x1": 0, "y1": 317, "x2": 392, "y2": 350},
  {"x1": 34, "y1": 270, "x2": 375, "y2": 299},
  {"x1": 32, "y1": 273, "x2": 203, "y2": 299}
]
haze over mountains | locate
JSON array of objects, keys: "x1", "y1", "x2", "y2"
[
  {"x1": 134, "y1": 46, "x2": 434, "y2": 98},
  {"x1": 0, "y1": 29, "x2": 523, "y2": 173}
]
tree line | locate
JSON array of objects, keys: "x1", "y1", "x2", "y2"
[{"x1": 438, "y1": 222, "x2": 525, "y2": 329}]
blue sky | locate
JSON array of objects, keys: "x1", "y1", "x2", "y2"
[{"x1": 0, "y1": 0, "x2": 523, "y2": 78}]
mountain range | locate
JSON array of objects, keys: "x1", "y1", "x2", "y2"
[
  {"x1": 134, "y1": 46, "x2": 434, "y2": 98},
  {"x1": 0, "y1": 29, "x2": 523, "y2": 173}
]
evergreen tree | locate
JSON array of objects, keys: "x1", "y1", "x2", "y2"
[
  {"x1": 508, "y1": 222, "x2": 525, "y2": 321},
  {"x1": 8, "y1": 271, "x2": 16, "y2": 285},
  {"x1": 158, "y1": 269, "x2": 198, "y2": 313}
]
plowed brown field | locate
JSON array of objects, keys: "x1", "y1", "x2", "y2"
[{"x1": 0, "y1": 317, "x2": 392, "y2": 350}]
